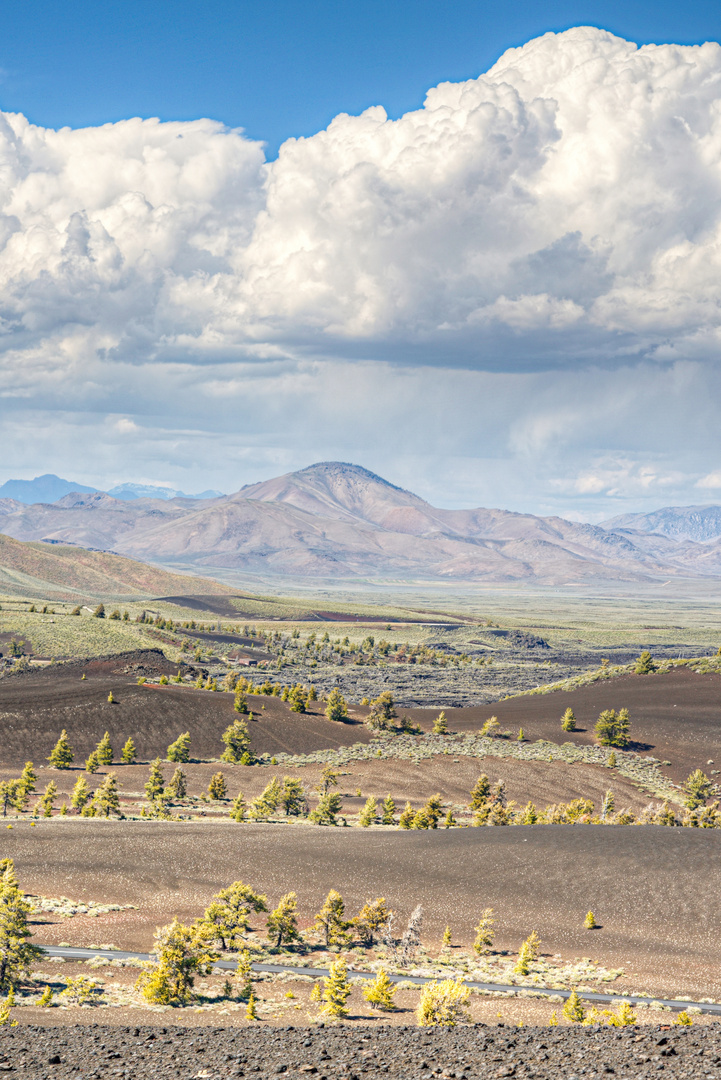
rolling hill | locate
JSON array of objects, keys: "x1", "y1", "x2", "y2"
[
  {"x1": 1, "y1": 462, "x2": 720, "y2": 583},
  {"x1": 0, "y1": 533, "x2": 233, "y2": 600}
]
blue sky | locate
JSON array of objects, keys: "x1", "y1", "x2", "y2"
[
  {"x1": 3, "y1": 0, "x2": 721, "y2": 154},
  {"x1": 2, "y1": 4, "x2": 721, "y2": 517}
]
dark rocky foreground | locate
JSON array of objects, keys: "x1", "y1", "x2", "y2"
[{"x1": 1, "y1": 1024, "x2": 719, "y2": 1079}]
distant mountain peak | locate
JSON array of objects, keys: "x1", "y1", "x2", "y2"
[{"x1": 295, "y1": 461, "x2": 406, "y2": 492}]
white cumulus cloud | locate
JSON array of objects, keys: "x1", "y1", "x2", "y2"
[{"x1": 2, "y1": 26, "x2": 721, "y2": 514}]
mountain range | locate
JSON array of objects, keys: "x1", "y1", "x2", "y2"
[
  {"x1": 1, "y1": 462, "x2": 721, "y2": 583},
  {"x1": 0, "y1": 475, "x2": 223, "y2": 504}
]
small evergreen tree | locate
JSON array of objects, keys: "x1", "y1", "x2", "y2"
[
  {"x1": 93, "y1": 604, "x2": 105, "y2": 619},
  {"x1": 167, "y1": 732, "x2": 191, "y2": 763},
  {"x1": 220, "y1": 718, "x2": 251, "y2": 763},
  {"x1": 107, "y1": 691, "x2": 115, "y2": 704},
  {"x1": 38, "y1": 781, "x2": 57, "y2": 817},
  {"x1": 208, "y1": 772, "x2": 227, "y2": 800},
  {"x1": 398, "y1": 802, "x2": 415, "y2": 829},
  {"x1": 48, "y1": 730, "x2": 74, "y2": 770},
  {"x1": 423, "y1": 793, "x2": 444, "y2": 828},
  {"x1": 359, "y1": 796, "x2": 377, "y2": 827},
  {"x1": 584, "y1": 910, "x2": 597, "y2": 929},
  {"x1": 514, "y1": 940, "x2": 531, "y2": 975},
  {"x1": 167, "y1": 768, "x2": 187, "y2": 800},
  {"x1": 280, "y1": 776, "x2": 307, "y2": 816},
  {"x1": 288, "y1": 685, "x2": 307, "y2": 713},
  {"x1": 594, "y1": 709, "x2": 631, "y2": 749},
  {"x1": 325, "y1": 688, "x2": 348, "y2": 723},
  {"x1": 234, "y1": 689, "x2": 249, "y2": 714},
  {"x1": 321, "y1": 957, "x2": 352, "y2": 1018},
  {"x1": 120, "y1": 738, "x2": 137, "y2": 764},
  {"x1": 96, "y1": 731, "x2": 113, "y2": 765},
  {"x1": 561, "y1": 708, "x2": 576, "y2": 732},
  {"x1": 442, "y1": 925, "x2": 452, "y2": 947},
  {"x1": 145, "y1": 758, "x2": 165, "y2": 802},
  {"x1": 353, "y1": 898, "x2": 390, "y2": 946},
  {"x1": 562, "y1": 988, "x2": 586, "y2": 1024},
  {"x1": 71, "y1": 775, "x2": 91, "y2": 811},
  {"x1": 0, "y1": 862, "x2": 41, "y2": 989},
  {"x1": 230, "y1": 792, "x2": 246, "y2": 822},
  {"x1": 525, "y1": 929, "x2": 541, "y2": 960},
  {"x1": 473, "y1": 908, "x2": 495, "y2": 955},
  {"x1": 136, "y1": 919, "x2": 217, "y2": 1005},
  {"x1": 310, "y1": 792, "x2": 342, "y2": 825},
  {"x1": 17, "y1": 763, "x2": 36, "y2": 805},
  {"x1": 93, "y1": 773, "x2": 120, "y2": 818},
  {"x1": 266, "y1": 892, "x2": 301, "y2": 948},
  {"x1": 245, "y1": 991, "x2": 259, "y2": 1019},
  {"x1": 443, "y1": 808, "x2": 456, "y2": 828},
  {"x1": 683, "y1": 769, "x2": 713, "y2": 810},
  {"x1": 635, "y1": 650, "x2": 655, "y2": 674},
  {"x1": 381, "y1": 794, "x2": 396, "y2": 824},
  {"x1": 432, "y1": 711, "x2": 448, "y2": 735},
  {"x1": 314, "y1": 890, "x2": 349, "y2": 948},
  {"x1": 469, "y1": 774, "x2": 491, "y2": 811},
  {"x1": 363, "y1": 967, "x2": 396, "y2": 1010},
  {"x1": 234, "y1": 949, "x2": 253, "y2": 1000},
  {"x1": 200, "y1": 881, "x2": 268, "y2": 950},
  {"x1": 85, "y1": 750, "x2": 100, "y2": 774}
]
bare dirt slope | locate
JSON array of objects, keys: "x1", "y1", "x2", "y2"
[
  {"x1": 0, "y1": 658, "x2": 371, "y2": 766},
  {"x1": 0, "y1": 533, "x2": 232, "y2": 600},
  {"x1": 6, "y1": 821, "x2": 720, "y2": 1001},
  {"x1": 411, "y1": 667, "x2": 721, "y2": 783}
]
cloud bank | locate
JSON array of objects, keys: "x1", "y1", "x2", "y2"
[{"x1": 2, "y1": 26, "x2": 721, "y2": 514}]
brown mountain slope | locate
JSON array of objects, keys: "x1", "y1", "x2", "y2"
[
  {"x1": 0, "y1": 533, "x2": 232, "y2": 599},
  {"x1": 0, "y1": 462, "x2": 716, "y2": 583}
]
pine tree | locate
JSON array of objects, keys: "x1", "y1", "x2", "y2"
[
  {"x1": 107, "y1": 691, "x2": 115, "y2": 704},
  {"x1": 280, "y1": 776, "x2": 307, "y2": 816},
  {"x1": 562, "y1": 988, "x2": 586, "y2": 1024},
  {"x1": 85, "y1": 750, "x2": 100, "y2": 774},
  {"x1": 266, "y1": 892, "x2": 301, "y2": 948},
  {"x1": 321, "y1": 957, "x2": 352, "y2": 1018},
  {"x1": 514, "y1": 941, "x2": 531, "y2": 975},
  {"x1": 432, "y1": 711, "x2": 448, "y2": 734},
  {"x1": 659, "y1": 801, "x2": 677, "y2": 826},
  {"x1": 145, "y1": 758, "x2": 165, "y2": 801},
  {"x1": 595, "y1": 709, "x2": 631, "y2": 749},
  {"x1": 683, "y1": 769, "x2": 713, "y2": 810},
  {"x1": 584, "y1": 911, "x2": 597, "y2": 929},
  {"x1": 314, "y1": 890, "x2": 349, "y2": 948},
  {"x1": 359, "y1": 796, "x2": 377, "y2": 827},
  {"x1": 309, "y1": 792, "x2": 342, "y2": 826},
  {"x1": 48, "y1": 730, "x2": 74, "y2": 770},
  {"x1": 38, "y1": 781, "x2": 57, "y2": 817},
  {"x1": 325, "y1": 688, "x2": 348, "y2": 723},
  {"x1": 423, "y1": 793, "x2": 444, "y2": 828},
  {"x1": 93, "y1": 773, "x2": 120, "y2": 818},
  {"x1": 561, "y1": 708, "x2": 576, "y2": 732},
  {"x1": 634, "y1": 650, "x2": 655, "y2": 675},
  {"x1": 353, "y1": 898, "x2": 390, "y2": 947},
  {"x1": 120, "y1": 738, "x2": 137, "y2": 764},
  {"x1": 443, "y1": 809, "x2": 456, "y2": 828},
  {"x1": 0, "y1": 863, "x2": 41, "y2": 989},
  {"x1": 70, "y1": 775, "x2": 91, "y2": 811},
  {"x1": 288, "y1": 685, "x2": 307, "y2": 713},
  {"x1": 37, "y1": 985, "x2": 53, "y2": 1007},
  {"x1": 607, "y1": 750, "x2": 617, "y2": 767},
  {"x1": 220, "y1": 718, "x2": 251, "y2": 763},
  {"x1": 234, "y1": 689, "x2": 249, "y2": 714},
  {"x1": 234, "y1": 949, "x2": 253, "y2": 1000},
  {"x1": 442, "y1": 926, "x2": 452, "y2": 947},
  {"x1": 136, "y1": 919, "x2": 217, "y2": 1005},
  {"x1": 398, "y1": 802, "x2": 415, "y2": 829},
  {"x1": 363, "y1": 967, "x2": 396, "y2": 1010},
  {"x1": 525, "y1": 930, "x2": 541, "y2": 960},
  {"x1": 167, "y1": 768, "x2": 187, "y2": 800},
  {"x1": 469, "y1": 774, "x2": 491, "y2": 811},
  {"x1": 245, "y1": 991, "x2": 259, "y2": 1019},
  {"x1": 208, "y1": 772, "x2": 227, "y2": 800},
  {"x1": 17, "y1": 762, "x2": 36, "y2": 806},
  {"x1": 381, "y1": 794, "x2": 396, "y2": 824},
  {"x1": 230, "y1": 792, "x2": 246, "y2": 822},
  {"x1": 473, "y1": 908, "x2": 495, "y2": 955},
  {"x1": 96, "y1": 731, "x2": 113, "y2": 765},
  {"x1": 200, "y1": 881, "x2": 268, "y2": 950},
  {"x1": 167, "y1": 732, "x2": 191, "y2": 763}
]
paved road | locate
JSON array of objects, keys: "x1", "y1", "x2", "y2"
[{"x1": 38, "y1": 944, "x2": 721, "y2": 1016}]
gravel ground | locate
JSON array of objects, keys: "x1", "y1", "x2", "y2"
[{"x1": 1, "y1": 1022, "x2": 719, "y2": 1079}]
